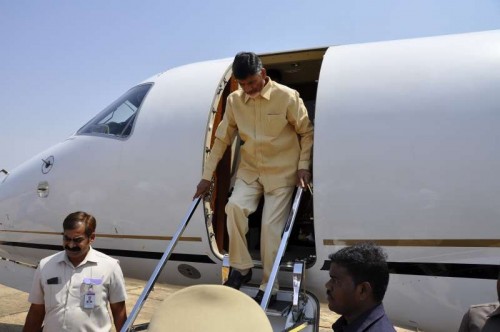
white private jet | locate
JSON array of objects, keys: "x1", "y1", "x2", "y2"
[{"x1": 1, "y1": 29, "x2": 500, "y2": 332}]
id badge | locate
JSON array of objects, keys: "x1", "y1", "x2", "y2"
[
  {"x1": 83, "y1": 285, "x2": 96, "y2": 309},
  {"x1": 81, "y1": 277, "x2": 103, "y2": 309}
]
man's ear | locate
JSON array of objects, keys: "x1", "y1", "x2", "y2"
[
  {"x1": 261, "y1": 68, "x2": 267, "y2": 79},
  {"x1": 89, "y1": 233, "x2": 96, "y2": 243},
  {"x1": 358, "y1": 281, "x2": 373, "y2": 301}
]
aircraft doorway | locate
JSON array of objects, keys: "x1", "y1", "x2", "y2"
[{"x1": 203, "y1": 48, "x2": 327, "y2": 268}]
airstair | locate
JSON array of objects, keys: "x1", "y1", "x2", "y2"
[{"x1": 121, "y1": 186, "x2": 319, "y2": 332}]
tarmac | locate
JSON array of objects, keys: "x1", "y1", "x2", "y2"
[{"x1": 0, "y1": 278, "x2": 413, "y2": 332}]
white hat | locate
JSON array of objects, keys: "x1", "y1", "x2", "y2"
[{"x1": 148, "y1": 284, "x2": 273, "y2": 332}]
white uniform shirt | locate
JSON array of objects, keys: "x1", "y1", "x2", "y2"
[{"x1": 28, "y1": 247, "x2": 127, "y2": 332}]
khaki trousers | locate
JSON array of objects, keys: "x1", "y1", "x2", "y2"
[{"x1": 225, "y1": 179, "x2": 294, "y2": 293}]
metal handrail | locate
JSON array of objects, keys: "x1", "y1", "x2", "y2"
[
  {"x1": 260, "y1": 186, "x2": 304, "y2": 310},
  {"x1": 121, "y1": 197, "x2": 202, "y2": 332}
]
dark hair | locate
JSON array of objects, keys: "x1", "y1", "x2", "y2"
[
  {"x1": 232, "y1": 52, "x2": 263, "y2": 80},
  {"x1": 329, "y1": 242, "x2": 389, "y2": 303},
  {"x1": 63, "y1": 211, "x2": 96, "y2": 238}
]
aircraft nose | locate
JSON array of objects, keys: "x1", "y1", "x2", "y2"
[
  {"x1": 0, "y1": 153, "x2": 57, "y2": 233},
  {"x1": 1, "y1": 170, "x2": 23, "y2": 223},
  {"x1": 0, "y1": 155, "x2": 56, "y2": 263}
]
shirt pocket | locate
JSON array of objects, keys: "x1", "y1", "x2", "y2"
[{"x1": 264, "y1": 114, "x2": 288, "y2": 137}]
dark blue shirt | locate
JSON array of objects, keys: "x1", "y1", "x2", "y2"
[{"x1": 332, "y1": 303, "x2": 396, "y2": 332}]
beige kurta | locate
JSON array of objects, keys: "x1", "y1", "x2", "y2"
[
  {"x1": 202, "y1": 78, "x2": 314, "y2": 192},
  {"x1": 203, "y1": 78, "x2": 314, "y2": 291}
]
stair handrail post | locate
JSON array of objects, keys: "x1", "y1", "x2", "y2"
[
  {"x1": 260, "y1": 186, "x2": 304, "y2": 310},
  {"x1": 121, "y1": 197, "x2": 202, "y2": 332}
]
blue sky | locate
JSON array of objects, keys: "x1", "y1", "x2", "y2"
[{"x1": 0, "y1": 0, "x2": 499, "y2": 170}]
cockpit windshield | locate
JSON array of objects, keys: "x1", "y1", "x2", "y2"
[{"x1": 77, "y1": 83, "x2": 153, "y2": 138}]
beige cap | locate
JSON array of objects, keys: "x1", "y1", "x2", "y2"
[{"x1": 148, "y1": 284, "x2": 273, "y2": 332}]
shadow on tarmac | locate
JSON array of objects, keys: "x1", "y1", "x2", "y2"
[{"x1": 0, "y1": 323, "x2": 22, "y2": 332}]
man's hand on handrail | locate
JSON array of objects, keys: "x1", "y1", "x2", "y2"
[{"x1": 193, "y1": 179, "x2": 211, "y2": 200}]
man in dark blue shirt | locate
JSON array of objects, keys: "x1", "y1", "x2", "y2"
[{"x1": 325, "y1": 242, "x2": 396, "y2": 332}]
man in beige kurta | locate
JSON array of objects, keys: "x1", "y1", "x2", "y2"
[{"x1": 194, "y1": 52, "x2": 313, "y2": 301}]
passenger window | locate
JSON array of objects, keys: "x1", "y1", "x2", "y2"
[{"x1": 77, "y1": 84, "x2": 152, "y2": 138}]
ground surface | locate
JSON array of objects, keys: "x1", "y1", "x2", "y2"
[{"x1": 0, "y1": 279, "x2": 414, "y2": 331}]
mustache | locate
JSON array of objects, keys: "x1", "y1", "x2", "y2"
[{"x1": 65, "y1": 246, "x2": 81, "y2": 252}]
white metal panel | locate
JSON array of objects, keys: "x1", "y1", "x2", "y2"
[
  {"x1": 385, "y1": 274, "x2": 496, "y2": 331},
  {"x1": 314, "y1": 30, "x2": 500, "y2": 242},
  {"x1": 114, "y1": 59, "x2": 233, "y2": 253},
  {"x1": 312, "y1": 29, "x2": 500, "y2": 332}
]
